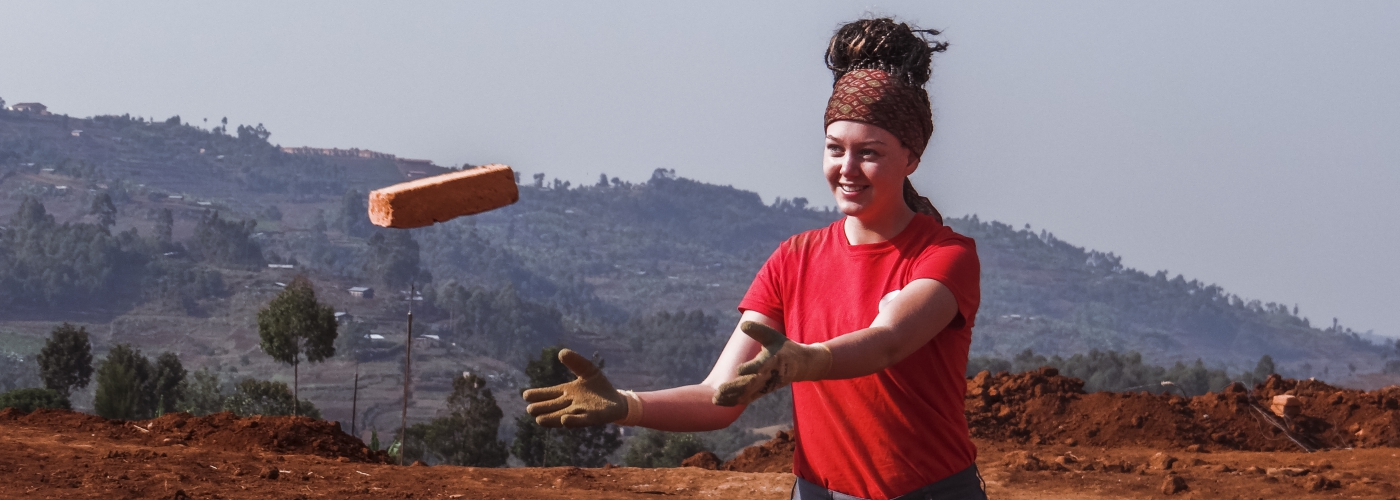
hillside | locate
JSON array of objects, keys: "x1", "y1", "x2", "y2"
[{"x1": 1, "y1": 104, "x2": 1395, "y2": 447}]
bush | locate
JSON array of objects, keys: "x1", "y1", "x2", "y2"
[
  {"x1": 0, "y1": 388, "x2": 70, "y2": 412},
  {"x1": 401, "y1": 373, "x2": 508, "y2": 467},
  {"x1": 224, "y1": 378, "x2": 320, "y2": 418},
  {"x1": 37, "y1": 323, "x2": 94, "y2": 398},
  {"x1": 178, "y1": 368, "x2": 228, "y2": 416},
  {"x1": 93, "y1": 344, "x2": 153, "y2": 420}
]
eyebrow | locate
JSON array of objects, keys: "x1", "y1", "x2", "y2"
[{"x1": 825, "y1": 135, "x2": 887, "y2": 146}]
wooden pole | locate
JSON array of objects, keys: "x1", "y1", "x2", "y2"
[
  {"x1": 351, "y1": 363, "x2": 359, "y2": 437},
  {"x1": 399, "y1": 283, "x2": 414, "y2": 465}
]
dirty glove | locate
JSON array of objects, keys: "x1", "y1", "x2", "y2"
[
  {"x1": 522, "y1": 348, "x2": 643, "y2": 428},
  {"x1": 713, "y1": 321, "x2": 833, "y2": 407}
]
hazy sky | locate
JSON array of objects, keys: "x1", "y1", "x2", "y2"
[{"x1": 3, "y1": 1, "x2": 1397, "y2": 340}]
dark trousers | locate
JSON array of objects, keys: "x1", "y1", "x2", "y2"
[{"x1": 792, "y1": 464, "x2": 987, "y2": 500}]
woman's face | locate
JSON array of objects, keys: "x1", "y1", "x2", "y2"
[{"x1": 824, "y1": 120, "x2": 919, "y2": 219}]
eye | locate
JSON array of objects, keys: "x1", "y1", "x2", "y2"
[
  {"x1": 857, "y1": 148, "x2": 879, "y2": 158},
  {"x1": 826, "y1": 144, "x2": 844, "y2": 155}
]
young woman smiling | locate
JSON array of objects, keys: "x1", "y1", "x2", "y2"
[{"x1": 522, "y1": 18, "x2": 987, "y2": 500}]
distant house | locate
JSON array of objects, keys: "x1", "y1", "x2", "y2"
[
  {"x1": 366, "y1": 334, "x2": 385, "y2": 341},
  {"x1": 334, "y1": 312, "x2": 353, "y2": 323},
  {"x1": 349, "y1": 286, "x2": 374, "y2": 299},
  {"x1": 10, "y1": 102, "x2": 48, "y2": 114},
  {"x1": 267, "y1": 263, "x2": 294, "y2": 269},
  {"x1": 413, "y1": 335, "x2": 441, "y2": 347},
  {"x1": 168, "y1": 195, "x2": 184, "y2": 200},
  {"x1": 70, "y1": 130, "x2": 82, "y2": 137}
]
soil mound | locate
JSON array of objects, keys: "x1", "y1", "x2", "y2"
[
  {"x1": 723, "y1": 371, "x2": 1400, "y2": 472},
  {"x1": 0, "y1": 408, "x2": 387, "y2": 462},
  {"x1": 966, "y1": 369, "x2": 1400, "y2": 452},
  {"x1": 723, "y1": 429, "x2": 794, "y2": 473}
]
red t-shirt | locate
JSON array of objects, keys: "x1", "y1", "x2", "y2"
[{"x1": 738, "y1": 214, "x2": 980, "y2": 500}]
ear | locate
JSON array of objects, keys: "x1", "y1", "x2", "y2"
[{"x1": 904, "y1": 152, "x2": 921, "y2": 176}]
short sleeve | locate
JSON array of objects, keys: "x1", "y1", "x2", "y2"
[
  {"x1": 738, "y1": 244, "x2": 787, "y2": 321},
  {"x1": 909, "y1": 237, "x2": 981, "y2": 329}
]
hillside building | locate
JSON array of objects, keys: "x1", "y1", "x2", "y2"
[
  {"x1": 10, "y1": 102, "x2": 48, "y2": 114},
  {"x1": 348, "y1": 286, "x2": 374, "y2": 299}
]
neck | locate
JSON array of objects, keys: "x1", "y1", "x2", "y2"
[{"x1": 843, "y1": 205, "x2": 917, "y2": 245}]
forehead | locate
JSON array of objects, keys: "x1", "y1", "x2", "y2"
[{"x1": 825, "y1": 120, "x2": 899, "y2": 144}]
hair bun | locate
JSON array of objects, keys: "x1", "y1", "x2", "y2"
[{"x1": 825, "y1": 18, "x2": 947, "y2": 88}]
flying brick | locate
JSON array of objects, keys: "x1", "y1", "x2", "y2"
[{"x1": 368, "y1": 164, "x2": 519, "y2": 228}]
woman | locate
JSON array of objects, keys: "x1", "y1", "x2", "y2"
[{"x1": 522, "y1": 18, "x2": 986, "y2": 500}]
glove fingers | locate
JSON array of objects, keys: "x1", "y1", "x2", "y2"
[
  {"x1": 559, "y1": 412, "x2": 596, "y2": 429},
  {"x1": 558, "y1": 349, "x2": 601, "y2": 379},
  {"x1": 535, "y1": 407, "x2": 575, "y2": 427},
  {"x1": 522, "y1": 386, "x2": 564, "y2": 403},
  {"x1": 525, "y1": 397, "x2": 572, "y2": 417},
  {"x1": 740, "y1": 321, "x2": 787, "y2": 347}
]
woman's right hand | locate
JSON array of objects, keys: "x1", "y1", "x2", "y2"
[{"x1": 522, "y1": 348, "x2": 635, "y2": 428}]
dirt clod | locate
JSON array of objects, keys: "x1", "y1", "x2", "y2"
[
  {"x1": 681, "y1": 451, "x2": 721, "y2": 470},
  {"x1": 1161, "y1": 475, "x2": 1188, "y2": 495}
]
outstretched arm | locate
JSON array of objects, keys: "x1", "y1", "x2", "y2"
[
  {"x1": 628, "y1": 310, "x2": 775, "y2": 432},
  {"x1": 522, "y1": 310, "x2": 775, "y2": 432}
]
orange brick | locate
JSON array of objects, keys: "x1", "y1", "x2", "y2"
[{"x1": 368, "y1": 164, "x2": 518, "y2": 228}]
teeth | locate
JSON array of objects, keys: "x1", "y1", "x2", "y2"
[{"x1": 840, "y1": 185, "x2": 866, "y2": 193}]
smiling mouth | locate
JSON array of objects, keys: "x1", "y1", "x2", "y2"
[{"x1": 839, "y1": 185, "x2": 868, "y2": 194}]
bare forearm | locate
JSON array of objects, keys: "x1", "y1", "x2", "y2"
[
  {"x1": 634, "y1": 384, "x2": 744, "y2": 432},
  {"x1": 823, "y1": 325, "x2": 916, "y2": 379}
]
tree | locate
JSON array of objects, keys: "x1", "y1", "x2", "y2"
[
  {"x1": 36, "y1": 323, "x2": 94, "y2": 399},
  {"x1": 511, "y1": 346, "x2": 622, "y2": 467},
  {"x1": 1252, "y1": 355, "x2": 1276, "y2": 383},
  {"x1": 257, "y1": 275, "x2": 337, "y2": 415},
  {"x1": 90, "y1": 192, "x2": 117, "y2": 228},
  {"x1": 364, "y1": 230, "x2": 430, "y2": 289},
  {"x1": 151, "y1": 352, "x2": 186, "y2": 415},
  {"x1": 155, "y1": 208, "x2": 174, "y2": 245},
  {"x1": 0, "y1": 388, "x2": 70, "y2": 412},
  {"x1": 178, "y1": 367, "x2": 228, "y2": 415},
  {"x1": 623, "y1": 429, "x2": 709, "y2": 468},
  {"x1": 337, "y1": 190, "x2": 373, "y2": 238},
  {"x1": 191, "y1": 211, "x2": 264, "y2": 266},
  {"x1": 224, "y1": 378, "x2": 321, "y2": 418},
  {"x1": 402, "y1": 373, "x2": 508, "y2": 466},
  {"x1": 93, "y1": 344, "x2": 152, "y2": 420}
]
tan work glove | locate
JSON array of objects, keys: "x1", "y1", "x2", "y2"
[
  {"x1": 713, "y1": 321, "x2": 833, "y2": 407},
  {"x1": 522, "y1": 348, "x2": 644, "y2": 428}
]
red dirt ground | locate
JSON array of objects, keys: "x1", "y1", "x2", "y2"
[{"x1": 1, "y1": 373, "x2": 1396, "y2": 499}]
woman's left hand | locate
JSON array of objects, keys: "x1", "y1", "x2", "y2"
[{"x1": 713, "y1": 321, "x2": 832, "y2": 406}]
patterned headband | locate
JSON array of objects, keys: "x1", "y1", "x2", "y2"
[{"x1": 823, "y1": 69, "x2": 934, "y2": 158}]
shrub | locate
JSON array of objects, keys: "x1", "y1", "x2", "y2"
[{"x1": 0, "y1": 388, "x2": 70, "y2": 412}]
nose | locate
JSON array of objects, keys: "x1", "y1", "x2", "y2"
[{"x1": 839, "y1": 153, "x2": 861, "y2": 179}]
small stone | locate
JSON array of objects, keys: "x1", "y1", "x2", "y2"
[
  {"x1": 262, "y1": 467, "x2": 279, "y2": 480},
  {"x1": 1266, "y1": 467, "x2": 1308, "y2": 477},
  {"x1": 336, "y1": 457, "x2": 351, "y2": 463},
  {"x1": 1003, "y1": 451, "x2": 1042, "y2": 471},
  {"x1": 1161, "y1": 475, "x2": 1188, "y2": 495},
  {"x1": 410, "y1": 460, "x2": 428, "y2": 467},
  {"x1": 1245, "y1": 466, "x2": 1264, "y2": 475},
  {"x1": 1149, "y1": 452, "x2": 1178, "y2": 470},
  {"x1": 1063, "y1": 438, "x2": 1078, "y2": 446},
  {"x1": 1185, "y1": 444, "x2": 1206, "y2": 453}
]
